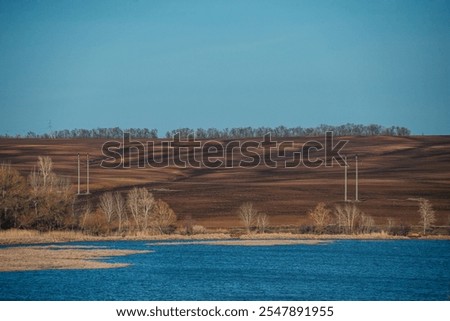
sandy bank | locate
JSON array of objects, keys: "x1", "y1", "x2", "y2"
[{"x1": 0, "y1": 245, "x2": 150, "y2": 272}]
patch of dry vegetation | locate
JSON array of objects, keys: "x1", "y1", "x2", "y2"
[
  {"x1": 153, "y1": 239, "x2": 330, "y2": 246},
  {"x1": 0, "y1": 229, "x2": 234, "y2": 245},
  {"x1": 0, "y1": 245, "x2": 150, "y2": 272},
  {"x1": 1, "y1": 229, "x2": 448, "y2": 246},
  {"x1": 0, "y1": 229, "x2": 100, "y2": 245},
  {"x1": 239, "y1": 232, "x2": 412, "y2": 240}
]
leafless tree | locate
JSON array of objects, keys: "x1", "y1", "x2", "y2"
[
  {"x1": 99, "y1": 192, "x2": 115, "y2": 225},
  {"x1": 335, "y1": 203, "x2": 362, "y2": 234},
  {"x1": 308, "y1": 202, "x2": 332, "y2": 233},
  {"x1": 25, "y1": 157, "x2": 73, "y2": 231},
  {"x1": 386, "y1": 217, "x2": 395, "y2": 231},
  {"x1": 192, "y1": 225, "x2": 206, "y2": 234},
  {"x1": 38, "y1": 156, "x2": 53, "y2": 189},
  {"x1": 183, "y1": 214, "x2": 194, "y2": 235},
  {"x1": 29, "y1": 157, "x2": 69, "y2": 197},
  {"x1": 28, "y1": 167, "x2": 40, "y2": 196},
  {"x1": 152, "y1": 199, "x2": 176, "y2": 234},
  {"x1": 127, "y1": 187, "x2": 154, "y2": 231},
  {"x1": 238, "y1": 202, "x2": 258, "y2": 233},
  {"x1": 384, "y1": 217, "x2": 396, "y2": 235},
  {"x1": 55, "y1": 176, "x2": 72, "y2": 199},
  {"x1": 256, "y1": 213, "x2": 269, "y2": 233},
  {"x1": 127, "y1": 188, "x2": 141, "y2": 230},
  {"x1": 114, "y1": 192, "x2": 127, "y2": 233},
  {"x1": 418, "y1": 198, "x2": 436, "y2": 235},
  {"x1": 359, "y1": 213, "x2": 375, "y2": 234},
  {"x1": 80, "y1": 201, "x2": 92, "y2": 231}
]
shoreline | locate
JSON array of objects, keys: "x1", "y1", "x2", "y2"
[
  {"x1": 1, "y1": 230, "x2": 448, "y2": 272},
  {"x1": 0, "y1": 245, "x2": 151, "y2": 272},
  {"x1": 1, "y1": 229, "x2": 449, "y2": 246}
]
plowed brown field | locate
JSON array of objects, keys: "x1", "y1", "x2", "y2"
[{"x1": 1, "y1": 135, "x2": 449, "y2": 228}]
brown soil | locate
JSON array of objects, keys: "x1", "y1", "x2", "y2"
[{"x1": 1, "y1": 135, "x2": 449, "y2": 228}]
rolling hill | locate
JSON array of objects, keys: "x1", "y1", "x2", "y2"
[{"x1": 1, "y1": 135, "x2": 449, "y2": 229}]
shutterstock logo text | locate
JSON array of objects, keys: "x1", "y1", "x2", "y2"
[{"x1": 101, "y1": 131, "x2": 348, "y2": 169}]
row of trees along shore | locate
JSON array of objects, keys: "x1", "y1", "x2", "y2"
[
  {"x1": 0, "y1": 156, "x2": 440, "y2": 236},
  {"x1": 1, "y1": 123, "x2": 411, "y2": 139},
  {"x1": 237, "y1": 200, "x2": 438, "y2": 236}
]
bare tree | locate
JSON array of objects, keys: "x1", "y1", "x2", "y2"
[
  {"x1": 80, "y1": 201, "x2": 92, "y2": 231},
  {"x1": 256, "y1": 213, "x2": 269, "y2": 233},
  {"x1": 38, "y1": 156, "x2": 53, "y2": 189},
  {"x1": 192, "y1": 225, "x2": 206, "y2": 234},
  {"x1": 238, "y1": 202, "x2": 258, "y2": 233},
  {"x1": 114, "y1": 192, "x2": 127, "y2": 233},
  {"x1": 25, "y1": 157, "x2": 73, "y2": 231},
  {"x1": 99, "y1": 192, "x2": 115, "y2": 225},
  {"x1": 28, "y1": 157, "x2": 68, "y2": 196},
  {"x1": 335, "y1": 203, "x2": 362, "y2": 234},
  {"x1": 55, "y1": 176, "x2": 72, "y2": 199},
  {"x1": 308, "y1": 202, "x2": 332, "y2": 233},
  {"x1": 28, "y1": 167, "x2": 40, "y2": 196},
  {"x1": 359, "y1": 213, "x2": 375, "y2": 234},
  {"x1": 152, "y1": 199, "x2": 176, "y2": 234},
  {"x1": 127, "y1": 188, "x2": 140, "y2": 229},
  {"x1": 418, "y1": 198, "x2": 436, "y2": 235},
  {"x1": 127, "y1": 187, "x2": 154, "y2": 231},
  {"x1": 386, "y1": 217, "x2": 395, "y2": 234},
  {"x1": 183, "y1": 214, "x2": 194, "y2": 235}
]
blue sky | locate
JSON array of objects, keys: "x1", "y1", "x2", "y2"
[{"x1": 0, "y1": 0, "x2": 449, "y2": 136}]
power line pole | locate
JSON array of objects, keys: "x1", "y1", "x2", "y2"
[
  {"x1": 77, "y1": 153, "x2": 80, "y2": 195},
  {"x1": 344, "y1": 155, "x2": 348, "y2": 202},
  {"x1": 355, "y1": 155, "x2": 359, "y2": 201},
  {"x1": 86, "y1": 153, "x2": 90, "y2": 194}
]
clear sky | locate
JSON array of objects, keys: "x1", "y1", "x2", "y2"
[{"x1": 0, "y1": 0, "x2": 449, "y2": 136}]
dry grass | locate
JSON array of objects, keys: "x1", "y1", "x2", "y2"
[
  {"x1": 152, "y1": 239, "x2": 330, "y2": 246},
  {"x1": 1, "y1": 229, "x2": 448, "y2": 246},
  {"x1": 0, "y1": 229, "x2": 100, "y2": 245},
  {"x1": 0, "y1": 229, "x2": 234, "y2": 245},
  {"x1": 0, "y1": 245, "x2": 151, "y2": 272},
  {"x1": 131, "y1": 233, "x2": 232, "y2": 240},
  {"x1": 240, "y1": 232, "x2": 413, "y2": 240}
]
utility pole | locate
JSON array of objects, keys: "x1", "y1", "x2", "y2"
[
  {"x1": 77, "y1": 153, "x2": 81, "y2": 195},
  {"x1": 86, "y1": 153, "x2": 90, "y2": 194},
  {"x1": 355, "y1": 155, "x2": 359, "y2": 201},
  {"x1": 344, "y1": 155, "x2": 348, "y2": 202}
]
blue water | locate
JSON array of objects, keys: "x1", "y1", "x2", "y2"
[{"x1": 0, "y1": 240, "x2": 449, "y2": 300}]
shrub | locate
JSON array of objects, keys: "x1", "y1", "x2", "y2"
[{"x1": 192, "y1": 225, "x2": 207, "y2": 234}]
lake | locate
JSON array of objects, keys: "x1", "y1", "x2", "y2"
[{"x1": 0, "y1": 240, "x2": 449, "y2": 300}]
